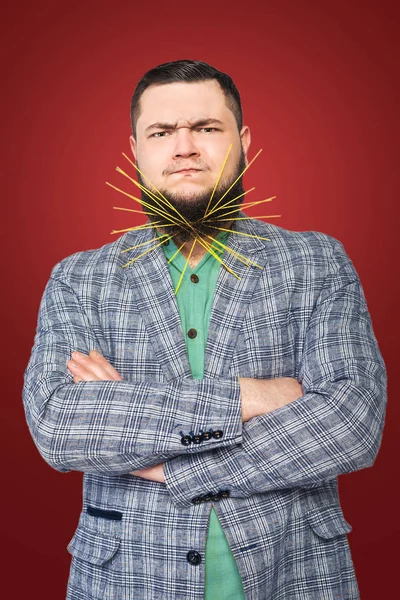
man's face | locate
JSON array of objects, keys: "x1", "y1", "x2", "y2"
[{"x1": 129, "y1": 80, "x2": 251, "y2": 239}]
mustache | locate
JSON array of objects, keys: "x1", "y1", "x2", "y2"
[{"x1": 164, "y1": 162, "x2": 210, "y2": 175}]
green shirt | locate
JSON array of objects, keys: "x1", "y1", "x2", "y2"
[{"x1": 159, "y1": 231, "x2": 245, "y2": 599}]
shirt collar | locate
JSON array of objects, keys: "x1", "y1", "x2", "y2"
[{"x1": 157, "y1": 229, "x2": 231, "y2": 270}]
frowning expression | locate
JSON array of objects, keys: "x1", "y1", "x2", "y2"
[{"x1": 129, "y1": 80, "x2": 251, "y2": 202}]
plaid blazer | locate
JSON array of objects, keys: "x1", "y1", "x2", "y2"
[{"x1": 23, "y1": 215, "x2": 387, "y2": 600}]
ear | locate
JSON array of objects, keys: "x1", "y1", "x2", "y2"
[
  {"x1": 240, "y1": 126, "x2": 251, "y2": 165},
  {"x1": 129, "y1": 135, "x2": 137, "y2": 160}
]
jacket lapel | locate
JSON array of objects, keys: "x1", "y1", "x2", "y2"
[
  {"x1": 204, "y1": 217, "x2": 270, "y2": 378},
  {"x1": 122, "y1": 227, "x2": 192, "y2": 381}
]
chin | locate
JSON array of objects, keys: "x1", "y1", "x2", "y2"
[{"x1": 169, "y1": 185, "x2": 210, "y2": 200}]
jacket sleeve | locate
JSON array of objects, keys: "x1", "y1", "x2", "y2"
[
  {"x1": 164, "y1": 240, "x2": 387, "y2": 506},
  {"x1": 22, "y1": 266, "x2": 243, "y2": 475}
]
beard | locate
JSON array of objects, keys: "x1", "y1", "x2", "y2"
[{"x1": 138, "y1": 149, "x2": 247, "y2": 244}]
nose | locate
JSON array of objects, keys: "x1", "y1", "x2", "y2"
[{"x1": 172, "y1": 128, "x2": 200, "y2": 160}]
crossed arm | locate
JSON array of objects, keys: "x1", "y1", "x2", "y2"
[
  {"x1": 67, "y1": 350, "x2": 303, "y2": 483},
  {"x1": 23, "y1": 239, "x2": 387, "y2": 499}
]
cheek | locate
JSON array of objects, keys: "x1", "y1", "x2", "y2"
[
  {"x1": 212, "y1": 160, "x2": 238, "y2": 187},
  {"x1": 207, "y1": 143, "x2": 241, "y2": 175},
  {"x1": 137, "y1": 152, "x2": 164, "y2": 183}
]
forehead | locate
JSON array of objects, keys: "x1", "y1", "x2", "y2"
[{"x1": 136, "y1": 80, "x2": 235, "y2": 130}]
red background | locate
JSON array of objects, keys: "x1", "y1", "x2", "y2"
[{"x1": 2, "y1": 0, "x2": 398, "y2": 597}]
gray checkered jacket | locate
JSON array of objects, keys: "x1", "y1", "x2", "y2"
[{"x1": 23, "y1": 216, "x2": 387, "y2": 599}]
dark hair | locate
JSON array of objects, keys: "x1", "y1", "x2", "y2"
[{"x1": 130, "y1": 59, "x2": 243, "y2": 139}]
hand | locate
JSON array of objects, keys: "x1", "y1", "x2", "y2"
[
  {"x1": 67, "y1": 350, "x2": 123, "y2": 382},
  {"x1": 130, "y1": 463, "x2": 165, "y2": 483},
  {"x1": 240, "y1": 377, "x2": 303, "y2": 422},
  {"x1": 68, "y1": 350, "x2": 165, "y2": 482}
]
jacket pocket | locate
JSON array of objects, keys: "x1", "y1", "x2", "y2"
[
  {"x1": 67, "y1": 524, "x2": 121, "y2": 565},
  {"x1": 281, "y1": 504, "x2": 358, "y2": 599},
  {"x1": 87, "y1": 505, "x2": 123, "y2": 521},
  {"x1": 305, "y1": 504, "x2": 352, "y2": 539}
]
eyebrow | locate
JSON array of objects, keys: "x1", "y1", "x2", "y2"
[{"x1": 145, "y1": 118, "x2": 224, "y2": 134}]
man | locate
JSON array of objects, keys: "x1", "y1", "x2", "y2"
[{"x1": 23, "y1": 60, "x2": 387, "y2": 600}]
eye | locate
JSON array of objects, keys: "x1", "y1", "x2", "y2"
[
  {"x1": 151, "y1": 131, "x2": 170, "y2": 138},
  {"x1": 198, "y1": 127, "x2": 218, "y2": 133}
]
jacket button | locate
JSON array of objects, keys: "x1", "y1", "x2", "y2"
[
  {"x1": 191, "y1": 496, "x2": 203, "y2": 505},
  {"x1": 218, "y1": 489, "x2": 230, "y2": 500},
  {"x1": 187, "y1": 550, "x2": 202, "y2": 566},
  {"x1": 211, "y1": 493, "x2": 221, "y2": 502},
  {"x1": 187, "y1": 328, "x2": 197, "y2": 339},
  {"x1": 180, "y1": 435, "x2": 192, "y2": 446},
  {"x1": 192, "y1": 434, "x2": 202, "y2": 444},
  {"x1": 202, "y1": 492, "x2": 213, "y2": 502},
  {"x1": 200, "y1": 431, "x2": 212, "y2": 441},
  {"x1": 190, "y1": 273, "x2": 199, "y2": 283},
  {"x1": 212, "y1": 430, "x2": 223, "y2": 439}
]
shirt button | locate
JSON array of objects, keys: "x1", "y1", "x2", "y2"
[
  {"x1": 187, "y1": 550, "x2": 202, "y2": 566},
  {"x1": 190, "y1": 274, "x2": 199, "y2": 283},
  {"x1": 187, "y1": 328, "x2": 197, "y2": 339}
]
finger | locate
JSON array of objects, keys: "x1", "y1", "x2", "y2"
[
  {"x1": 71, "y1": 351, "x2": 113, "y2": 380},
  {"x1": 71, "y1": 350, "x2": 121, "y2": 380},
  {"x1": 89, "y1": 350, "x2": 123, "y2": 380},
  {"x1": 67, "y1": 359, "x2": 102, "y2": 381},
  {"x1": 130, "y1": 464, "x2": 165, "y2": 482}
]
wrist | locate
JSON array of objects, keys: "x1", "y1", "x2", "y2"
[{"x1": 239, "y1": 377, "x2": 264, "y2": 422}]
